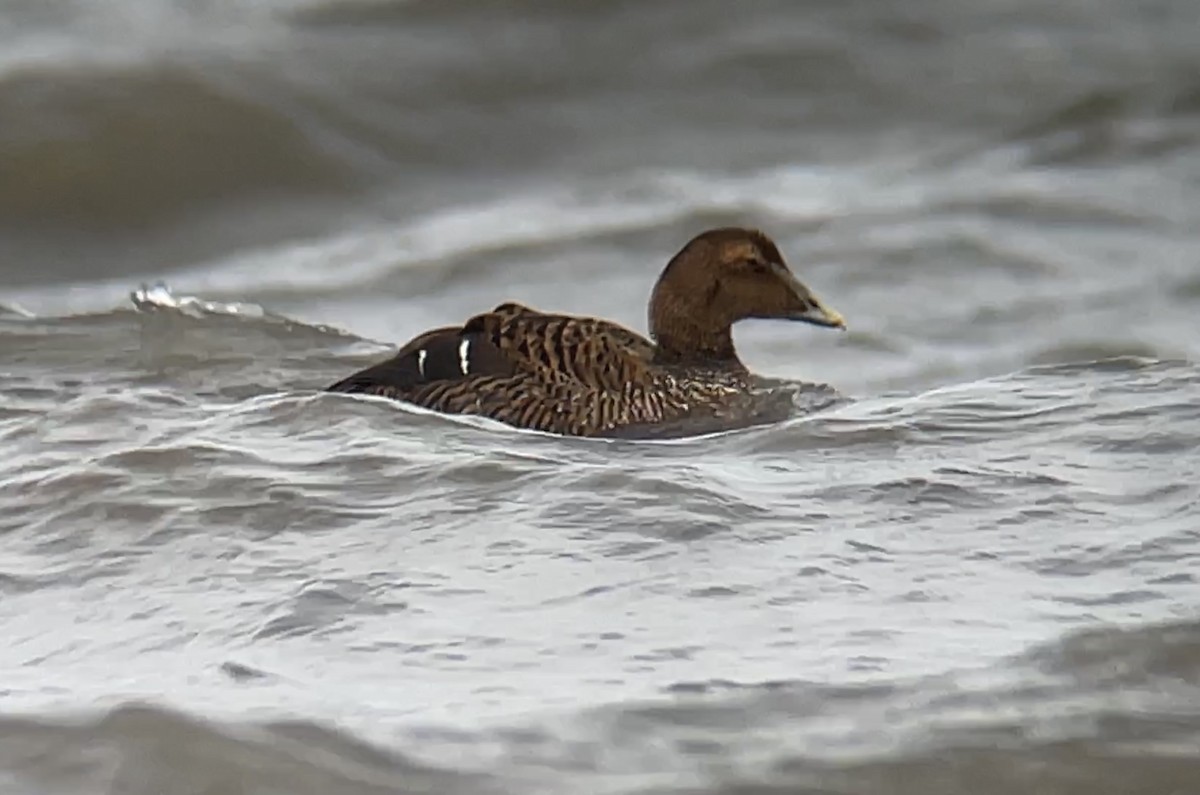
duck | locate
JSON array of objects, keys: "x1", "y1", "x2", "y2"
[{"x1": 327, "y1": 227, "x2": 846, "y2": 438}]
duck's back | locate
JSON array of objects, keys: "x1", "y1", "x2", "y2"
[{"x1": 328, "y1": 302, "x2": 700, "y2": 436}]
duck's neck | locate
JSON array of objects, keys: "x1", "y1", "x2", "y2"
[{"x1": 651, "y1": 326, "x2": 743, "y2": 369}]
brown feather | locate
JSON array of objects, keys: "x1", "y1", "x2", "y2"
[{"x1": 327, "y1": 227, "x2": 845, "y2": 437}]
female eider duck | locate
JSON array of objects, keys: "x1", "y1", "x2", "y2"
[{"x1": 328, "y1": 227, "x2": 845, "y2": 438}]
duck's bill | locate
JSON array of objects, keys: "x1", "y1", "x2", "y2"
[{"x1": 788, "y1": 300, "x2": 846, "y2": 330}]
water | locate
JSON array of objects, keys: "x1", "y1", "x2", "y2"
[{"x1": 2, "y1": 1, "x2": 1200, "y2": 793}]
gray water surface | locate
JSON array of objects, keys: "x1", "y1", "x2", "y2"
[{"x1": 2, "y1": 1, "x2": 1200, "y2": 793}]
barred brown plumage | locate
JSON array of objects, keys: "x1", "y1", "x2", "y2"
[{"x1": 327, "y1": 227, "x2": 846, "y2": 438}]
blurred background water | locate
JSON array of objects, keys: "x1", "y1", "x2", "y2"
[{"x1": 2, "y1": 1, "x2": 1199, "y2": 793}]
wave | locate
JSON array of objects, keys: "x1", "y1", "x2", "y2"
[
  {"x1": 0, "y1": 0, "x2": 1194, "y2": 243},
  {"x1": 0, "y1": 63, "x2": 363, "y2": 233},
  {"x1": 0, "y1": 703, "x2": 494, "y2": 795},
  {"x1": 0, "y1": 301, "x2": 34, "y2": 318},
  {"x1": 7, "y1": 285, "x2": 1195, "y2": 427},
  {"x1": 1003, "y1": 82, "x2": 1200, "y2": 167},
  {"x1": 3, "y1": 619, "x2": 1198, "y2": 795},
  {"x1": 7, "y1": 148, "x2": 1161, "y2": 317}
]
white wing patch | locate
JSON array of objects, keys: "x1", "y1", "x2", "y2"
[
  {"x1": 458, "y1": 339, "x2": 471, "y2": 375},
  {"x1": 417, "y1": 349, "x2": 427, "y2": 377}
]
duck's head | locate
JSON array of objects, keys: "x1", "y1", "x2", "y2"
[{"x1": 648, "y1": 227, "x2": 844, "y2": 362}]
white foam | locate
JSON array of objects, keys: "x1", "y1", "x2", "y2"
[{"x1": 129, "y1": 282, "x2": 265, "y2": 319}]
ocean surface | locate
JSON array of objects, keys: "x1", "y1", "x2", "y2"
[{"x1": 3, "y1": 1, "x2": 1200, "y2": 793}]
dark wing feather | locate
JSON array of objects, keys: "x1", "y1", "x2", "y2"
[
  {"x1": 327, "y1": 305, "x2": 655, "y2": 404},
  {"x1": 326, "y1": 324, "x2": 516, "y2": 397}
]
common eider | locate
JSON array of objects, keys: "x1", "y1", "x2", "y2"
[{"x1": 328, "y1": 227, "x2": 845, "y2": 437}]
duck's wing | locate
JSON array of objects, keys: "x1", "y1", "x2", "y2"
[
  {"x1": 461, "y1": 306, "x2": 656, "y2": 390},
  {"x1": 325, "y1": 323, "x2": 516, "y2": 397},
  {"x1": 486, "y1": 302, "x2": 655, "y2": 364},
  {"x1": 326, "y1": 304, "x2": 541, "y2": 396},
  {"x1": 326, "y1": 303, "x2": 655, "y2": 399}
]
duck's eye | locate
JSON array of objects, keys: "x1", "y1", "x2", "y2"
[{"x1": 745, "y1": 257, "x2": 772, "y2": 273}]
